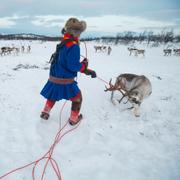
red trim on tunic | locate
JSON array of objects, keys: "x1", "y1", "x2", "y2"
[
  {"x1": 63, "y1": 33, "x2": 79, "y2": 47},
  {"x1": 80, "y1": 63, "x2": 85, "y2": 72}
]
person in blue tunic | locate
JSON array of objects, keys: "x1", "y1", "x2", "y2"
[{"x1": 40, "y1": 17, "x2": 96, "y2": 125}]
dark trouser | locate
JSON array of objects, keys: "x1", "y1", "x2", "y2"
[{"x1": 70, "y1": 91, "x2": 82, "y2": 111}]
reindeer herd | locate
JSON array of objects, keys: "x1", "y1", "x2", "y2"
[
  {"x1": 94, "y1": 45, "x2": 112, "y2": 55},
  {"x1": 0, "y1": 45, "x2": 31, "y2": 56},
  {"x1": 1, "y1": 41, "x2": 180, "y2": 58},
  {"x1": 163, "y1": 48, "x2": 180, "y2": 56},
  {"x1": 94, "y1": 44, "x2": 180, "y2": 57},
  {"x1": 127, "y1": 47, "x2": 180, "y2": 57}
]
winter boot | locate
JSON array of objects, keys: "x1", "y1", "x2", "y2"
[
  {"x1": 40, "y1": 100, "x2": 55, "y2": 120},
  {"x1": 69, "y1": 110, "x2": 83, "y2": 125},
  {"x1": 40, "y1": 111, "x2": 50, "y2": 120}
]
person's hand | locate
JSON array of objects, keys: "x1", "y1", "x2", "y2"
[
  {"x1": 81, "y1": 58, "x2": 88, "y2": 70},
  {"x1": 84, "y1": 69, "x2": 97, "y2": 78}
]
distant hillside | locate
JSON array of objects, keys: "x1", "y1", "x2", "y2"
[{"x1": 0, "y1": 33, "x2": 60, "y2": 41}]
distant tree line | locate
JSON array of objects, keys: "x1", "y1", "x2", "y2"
[
  {"x1": 85, "y1": 29, "x2": 180, "y2": 45},
  {"x1": 0, "y1": 30, "x2": 180, "y2": 44}
]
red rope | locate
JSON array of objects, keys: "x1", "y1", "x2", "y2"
[
  {"x1": 0, "y1": 101, "x2": 81, "y2": 180},
  {"x1": 97, "y1": 76, "x2": 109, "y2": 85}
]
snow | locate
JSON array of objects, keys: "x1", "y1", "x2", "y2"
[{"x1": 0, "y1": 40, "x2": 180, "y2": 180}]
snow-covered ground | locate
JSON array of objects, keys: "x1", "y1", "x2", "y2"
[{"x1": 0, "y1": 40, "x2": 180, "y2": 180}]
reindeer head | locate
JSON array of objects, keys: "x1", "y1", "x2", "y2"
[{"x1": 128, "y1": 90, "x2": 142, "y2": 105}]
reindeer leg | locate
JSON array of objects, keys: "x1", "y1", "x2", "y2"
[
  {"x1": 117, "y1": 96, "x2": 123, "y2": 103},
  {"x1": 111, "y1": 91, "x2": 114, "y2": 101},
  {"x1": 132, "y1": 103, "x2": 141, "y2": 117},
  {"x1": 111, "y1": 91, "x2": 116, "y2": 105},
  {"x1": 123, "y1": 98, "x2": 129, "y2": 104}
]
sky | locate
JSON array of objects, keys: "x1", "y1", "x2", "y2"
[{"x1": 0, "y1": 0, "x2": 180, "y2": 37}]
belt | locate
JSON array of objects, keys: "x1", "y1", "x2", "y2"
[{"x1": 49, "y1": 76, "x2": 74, "y2": 84}]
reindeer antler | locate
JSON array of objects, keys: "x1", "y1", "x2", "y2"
[
  {"x1": 104, "y1": 79, "x2": 115, "y2": 92},
  {"x1": 104, "y1": 78, "x2": 125, "y2": 94},
  {"x1": 104, "y1": 78, "x2": 130, "y2": 104}
]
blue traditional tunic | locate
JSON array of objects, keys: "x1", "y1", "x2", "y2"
[{"x1": 40, "y1": 34, "x2": 83, "y2": 101}]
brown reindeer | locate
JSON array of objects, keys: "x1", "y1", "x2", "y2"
[{"x1": 105, "y1": 73, "x2": 152, "y2": 117}]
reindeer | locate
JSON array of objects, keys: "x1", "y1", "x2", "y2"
[
  {"x1": 105, "y1": 73, "x2": 152, "y2": 117},
  {"x1": 107, "y1": 46, "x2": 112, "y2": 55},
  {"x1": 94, "y1": 45, "x2": 107, "y2": 53},
  {"x1": 1, "y1": 47, "x2": 13, "y2": 56},
  {"x1": 27, "y1": 45, "x2": 31, "y2": 53},
  {"x1": 102, "y1": 46, "x2": 107, "y2": 52},
  {"x1": 21, "y1": 46, "x2": 25, "y2": 53},
  {"x1": 173, "y1": 49, "x2": 180, "y2": 56},
  {"x1": 128, "y1": 48, "x2": 145, "y2": 57},
  {"x1": 127, "y1": 47, "x2": 137, "y2": 56},
  {"x1": 135, "y1": 49, "x2": 145, "y2": 56},
  {"x1": 11, "y1": 47, "x2": 20, "y2": 56},
  {"x1": 163, "y1": 49, "x2": 172, "y2": 56},
  {"x1": 94, "y1": 46, "x2": 102, "y2": 52}
]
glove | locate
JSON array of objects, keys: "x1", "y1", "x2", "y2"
[
  {"x1": 84, "y1": 69, "x2": 97, "y2": 78},
  {"x1": 80, "y1": 58, "x2": 88, "y2": 72}
]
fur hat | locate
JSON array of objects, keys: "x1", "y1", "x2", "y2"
[{"x1": 64, "y1": 17, "x2": 86, "y2": 37}]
